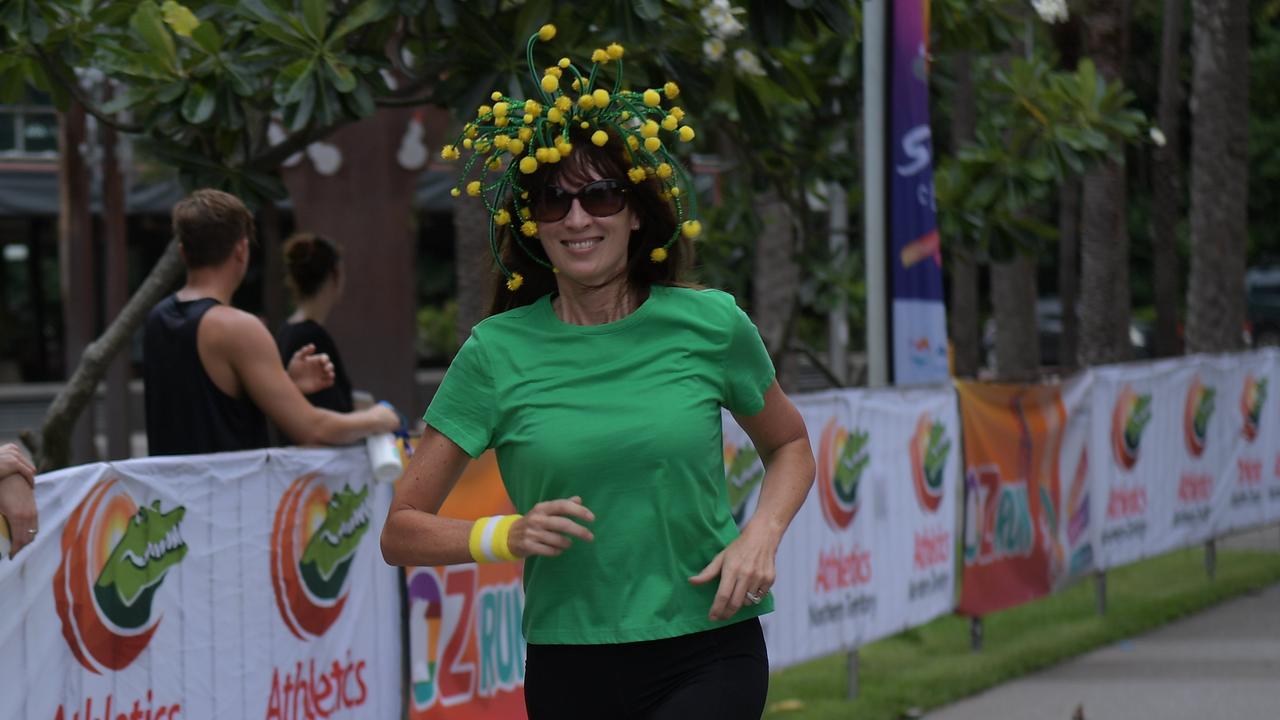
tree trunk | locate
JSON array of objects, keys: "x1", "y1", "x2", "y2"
[
  {"x1": 1151, "y1": 0, "x2": 1187, "y2": 357},
  {"x1": 948, "y1": 52, "x2": 981, "y2": 378},
  {"x1": 1186, "y1": 0, "x2": 1250, "y2": 353},
  {"x1": 101, "y1": 105, "x2": 132, "y2": 459},
  {"x1": 453, "y1": 195, "x2": 491, "y2": 345},
  {"x1": 991, "y1": 254, "x2": 1040, "y2": 381},
  {"x1": 1078, "y1": 0, "x2": 1133, "y2": 367},
  {"x1": 57, "y1": 102, "x2": 96, "y2": 464},
  {"x1": 751, "y1": 191, "x2": 799, "y2": 388},
  {"x1": 1057, "y1": 179, "x2": 1082, "y2": 371},
  {"x1": 24, "y1": 240, "x2": 184, "y2": 471}
]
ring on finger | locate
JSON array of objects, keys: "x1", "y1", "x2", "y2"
[
  {"x1": 27, "y1": 528, "x2": 38, "y2": 535},
  {"x1": 745, "y1": 590, "x2": 762, "y2": 605}
]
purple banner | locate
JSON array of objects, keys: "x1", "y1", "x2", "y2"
[{"x1": 889, "y1": 0, "x2": 949, "y2": 384}]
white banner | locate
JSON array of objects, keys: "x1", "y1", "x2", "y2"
[
  {"x1": 0, "y1": 447, "x2": 400, "y2": 720},
  {"x1": 727, "y1": 385, "x2": 960, "y2": 670}
]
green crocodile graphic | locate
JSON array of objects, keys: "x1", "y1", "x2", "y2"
[
  {"x1": 1124, "y1": 394, "x2": 1153, "y2": 451},
  {"x1": 299, "y1": 485, "x2": 370, "y2": 600},
  {"x1": 725, "y1": 446, "x2": 764, "y2": 524},
  {"x1": 1193, "y1": 387, "x2": 1216, "y2": 439},
  {"x1": 834, "y1": 430, "x2": 870, "y2": 505},
  {"x1": 1249, "y1": 379, "x2": 1268, "y2": 427},
  {"x1": 93, "y1": 501, "x2": 188, "y2": 630},
  {"x1": 923, "y1": 422, "x2": 951, "y2": 492}
]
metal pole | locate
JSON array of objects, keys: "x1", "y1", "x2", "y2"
[
  {"x1": 970, "y1": 616, "x2": 983, "y2": 651},
  {"x1": 863, "y1": 0, "x2": 889, "y2": 389},
  {"x1": 1095, "y1": 571, "x2": 1107, "y2": 615},
  {"x1": 828, "y1": 177, "x2": 849, "y2": 385},
  {"x1": 846, "y1": 648, "x2": 860, "y2": 699},
  {"x1": 1205, "y1": 539, "x2": 1217, "y2": 580}
]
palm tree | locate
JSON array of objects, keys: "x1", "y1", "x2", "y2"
[
  {"x1": 1185, "y1": 0, "x2": 1250, "y2": 353},
  {"x1": 1151, "y1": 0, "x2": 1187, "y2": 357}
]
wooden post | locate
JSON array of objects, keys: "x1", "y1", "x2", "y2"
[
  {"x1": 1095, "y1": 570, "x2": 1107, "y2": 615},
  {"x1": 101, "y1": 103, "x2": 131, "y2": 459},
  {"x1": 57, "y1": 102, "x2": 96, "y2": 464},
  {"x1": 1205, "y1": 539, "x2": 1217, "y2": 580},
  {"x1": 846, "y1": 648, "x2": 860, "y2": 699},
  {"x1": 970, "y1": 616, "x2": 983, "y2": 651}
]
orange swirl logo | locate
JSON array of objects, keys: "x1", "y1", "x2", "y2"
[
  {"x1": 271, "y1": 474, "x2": 371, "y2": 641},
  {"x1": 1110, "y1": 385, "x2": 1152, "y2": 470},
  {"x1": 1240, "y1": 374, "x2": 1267, "y2": 443},
  {"x1": 909, "y1": 414, "x2": 950, "y2": 513},
  {"x1": 54, "y1": 479, "x2": 188, "y2": 674},
  {"x1": 1183, "y1": 376, "x2": 1216, "y2": 458},
  {"x1": 817, "y1": 419, "x2": 869, "y2": 531}
]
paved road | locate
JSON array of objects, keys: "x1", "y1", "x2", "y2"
[{"x1": 927, "y1": 528, "x2": 1280, "y2": 720}]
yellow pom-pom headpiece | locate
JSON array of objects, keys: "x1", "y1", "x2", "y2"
[{"x1": 440, "y1": 24, "x2": 702, "y2": 290}]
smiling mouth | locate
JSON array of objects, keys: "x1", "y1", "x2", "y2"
[{"x1": 563, "y1": 239, "x2": 601, "y2": 251}]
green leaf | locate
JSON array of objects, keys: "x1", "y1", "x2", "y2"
[
  {"x1": 329, "y1": 0, "x2": 395, "y2": 44},
  {"x1": 100, "y1": 85, "x2": 155, "y2": 114},
  {"x1": 341, "y1": 80, "x2": 375, "y2": 118},
  {"x1": 130, "y1": 1, "x2": 178, "y2": 73},
  {"x1": 180, "y1": 83, "x2": 216, "y2": 123},
  {"x1": 324, "y1": 56, "x2": 357, "y2": 92},
  {"x1": 191, "y1": 21, "x2": 222, "y2": 54},
  {"x1": 301, "y1": 0, "x2": 327, "y2": 40},
  {"x1": 254, "y1": 21, "x2": 314, "y2": 52},
  {"x1": 633, "y1": 0, "x2": 662, "y2": 21},
  {"x1": 287, "y1": 77, "x2": 317, "y2": 131}
]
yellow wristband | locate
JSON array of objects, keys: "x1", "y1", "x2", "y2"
[{"x1": 468, "y1": 514, "x2": 522, "y2": 563}]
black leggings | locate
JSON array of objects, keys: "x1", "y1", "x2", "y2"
[{"x1": 524, "y1": 618, "x2": 769, "y2": 720}]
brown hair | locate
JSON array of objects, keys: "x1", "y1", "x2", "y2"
[
  {"x1": 283, "y1": 232, "x2": 342, "y2": 300},
  {"x1": 172, "y1": 189, "x2": 256, "y2": 269},
  {"x1": 485, "y1": 126, "x2": 696, "y2": 316}
]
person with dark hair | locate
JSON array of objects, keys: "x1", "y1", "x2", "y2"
[
  {"x1": 143, "y1": 189, "x2": 399, "y2": 456},
  {"x1": 381, "y1": 28, "x2": 815, "y2": 719},
  {"x1": 275, "y1": 232, "x2": 354, "y2": 417}
]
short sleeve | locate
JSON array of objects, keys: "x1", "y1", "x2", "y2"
[
  {"x1": 722, "y1": 297, "x2": 776, "y2": 416},
  {"x1": 423, "y1": 331, "x2": 496, "y2": 458}
]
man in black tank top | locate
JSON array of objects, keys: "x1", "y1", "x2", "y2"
[{"x1": 143, "y1": 189, "x2": 400, "y2": 456}]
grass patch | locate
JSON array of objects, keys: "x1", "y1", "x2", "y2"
[{"x1": 765, "y1": 547, "x2": 1280, "y2": 720}]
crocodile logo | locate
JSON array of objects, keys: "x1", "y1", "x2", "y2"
[
  {"x1": 724, "y1": 443, "x2": 764, "y2": 527},
  {"x1": 1183, "y1": 376, "x2": 1216, "y2": 458},
  {"x1": 54, "y1": 479, "x2": 188, "y2": 673},
  {"x1": 910, "y1": 414, "x2": 950, "y2": 513},
  {"x1": 1240, "y1": 374, "x2": 1267, "y2": 443},
  {"x1": 271, "y1": 474, "x2": 371, "y2": 640},
  {"x1": 817, "y1": 419, "x2": 869, "y2": 531},
  {"x1": 1110, "y1": 385, "x2": 1152, "y2": 470}
]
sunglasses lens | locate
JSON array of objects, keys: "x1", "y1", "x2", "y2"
[
  {"x1": 531, "y1": 190, "x2": 572, "y2": 222},
  {"x1": 580, "y1": 184, "x2": 626, "y2": 217}
]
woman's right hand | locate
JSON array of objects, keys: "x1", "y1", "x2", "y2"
[{"x1": 508, "y1": 496, "x2": 595, "y2": 558}]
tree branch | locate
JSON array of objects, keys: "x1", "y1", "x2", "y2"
[
  {"x1": 248, "y1": 120, "x2": 348, "y2": 172},
  {"x1": 32, "y1": 46, "x2": 147, "y2": 135},
  {"x1": 26, "y1": 238, "x2": 184, "y2": 471}
]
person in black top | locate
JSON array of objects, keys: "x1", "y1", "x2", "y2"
[
  {"x1": 143, "y1": 189, "x2": 399, "y2": 456},
  {"x1": 276, "y1": 232, "x2": 353, "y2": 414}
]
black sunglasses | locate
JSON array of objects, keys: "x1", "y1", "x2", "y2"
[{"x1": 530, "y1": 179, "x2": 629, "y2": 223}]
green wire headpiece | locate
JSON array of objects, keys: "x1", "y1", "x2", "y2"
[{"x1": 440, "y1": 24, "x2": 703, "y2": 291}]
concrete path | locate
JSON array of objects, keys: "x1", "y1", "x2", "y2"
[{"x1": 927, "y1": 528, "x2": 1280, "y2": 720}]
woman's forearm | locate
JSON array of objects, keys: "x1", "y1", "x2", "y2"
[
  {"x1": 380, "y1": 508, "x2": 477, "y2": 567},
  {"x1": 743, "y1": 438, "x2": 815, "y2": 542}
]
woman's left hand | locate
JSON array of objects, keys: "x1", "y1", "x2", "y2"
[{"x1": 688, "y1": 525, "x2": 779, "y2": 621}]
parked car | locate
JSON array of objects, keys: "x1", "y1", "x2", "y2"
[{"x1": 1246, "y1": 266, "x2": 1280, "y2": 347}]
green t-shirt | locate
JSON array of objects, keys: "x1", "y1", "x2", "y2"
[{"x1": 424, "y1": 285, "x2": 777, "y2": 644}]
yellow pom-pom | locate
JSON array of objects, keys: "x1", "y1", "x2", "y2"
[
  {"x1": 607, "y1": 43, "x2": 624, "y2": 60},
  {"x1": 478, "y1": 104, "x2": 491, "y2": 116},
  {"x1": 535, "y1": 147, "x2": 550, "y2": 162},
  {"x1": 523, "y1": 113, "x2": 534, "y2": 124},
  {"x1": 494, "y1": 135, "x2": 510, "y2": 149},
  {"x1": 526, "y1": 101, "x2": 543, "y2": 117},
  {"x1": 620, "y1": 111, "x2": 631, "y2": 121},
  {"x1": 656, "y1": 163, "x2": 673, "y2": 179},
  {"x1": 558, "y1": 57, "x2": 571, "y2": 69},
  {"x1": 628, "y1": 167, "x2": 647, "y2": 183},
  {"x1": 520, "y1": 207, "x2": 531, "y2": 218},
  {"x1": 678, "y1": 125, "x2": 696, "y2": 142},
  {"x1": 475, "y1": 140, "x2": 491, "y2": 153},
  {"x1": 493, "y1": 102, "x2": 509, "y2": 118},
  {"x1": 670, "y1": 107, "x2": 686, "y2": 121},
  {"x1": 644, "y1": 136, "x2": 661, "y2": 152},
  {"x1": 643, "y1": 89, "x2": 661, "y2": 107},
  {"x1": 487, "y1": 157, "x2": 502, "y2": 170},
  {"x1": 591, "y1": 48, "x2": 610, "y2": 64},
  {"x1": 465, "y1": 124, "x2": 479, "y2": 138},
  {"x1": 664, "y1": 81, "x2": 680, "y2": 98},
  {"x1": 495, "y1": 209, "x2": 511, "y2": 225},
  {"x1": 641, "y1": 120, "x2": 659, "y2": 138},
  {"x1": 571, "y1": 78, "x2": 581, "y2": 91},
  {"x1": 518, "y1": 127, "x2": 533, "y2": 141},
  {"x1": 591, "y1": 130, "x2": 609, "y2": 147},
  {"x1": 547, "y1": 66, "x2": 563, "y2": 78},
  {"x1": 519, "y1": 156, "x2": 539, "y2": 174},
  {"x1": 547, "y1": 107, "x2": 564, "y2": 124},
  {"x1": 463, "y1": 138, "x2": 474, "y2": 149},
  {"x1": 661, "y1": 115, "x2": 679, "y2": 131},
  {"x1": 507, "y1": 272, "x2": 525, "y2": 291},
  {"x1": 466, "y1": 180, "x2": 481, "y2": 197},
  {"x1": 521, "y1": 220, "x2": 539, "y2": 237},
  {"x1": 557, "y1": 141, "x2": 573, "y2": 155},
  {"x1": 555, "y1": 96, "x2": 573, "y2": 112},
  {"x1": 592, "y1": 89, "x2": 610, "y2": 108},
  {"x1": 440, "y1": 144, "x2": 459, "y2": 160},
  {"x1": 495, "y1": 116, "x2": 510, "y2": 127},
  {"x1": 490, "y1": 90, "x2": 502, "y2": 102},
  {"x1": 578, "y1": 94, "x2": 596, "y2": 111},
  {"x1": 650, "y1": 247, "x2": 668, "y2": 262},
  {"x1": 627, "y1": 135, "x2": 640, "y2": 150},
  {"x1": 541, "y1": 74, "x2": 559, "y2": 93},
  {"x1": 538, "y1": 24, "x2": 556, "y2": 41},
  {"x1": 671, "y1": 187, "x2": 681, "y2": 197},
  {"x1": 580, "y1": 121, "x2": 591, "y2": 129},
  {"x1": 507, "y1": 139, "x2": 524, "y2": 155},
  {"x1": 450, "y1": 187, "x2": 461, "y2": 197},
  {"x1": 682, "y1": 220, "x2": 702, "y2": 238},
  {"x1": 547, "y1": 147, "x2": 562, "y2": 163}
]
